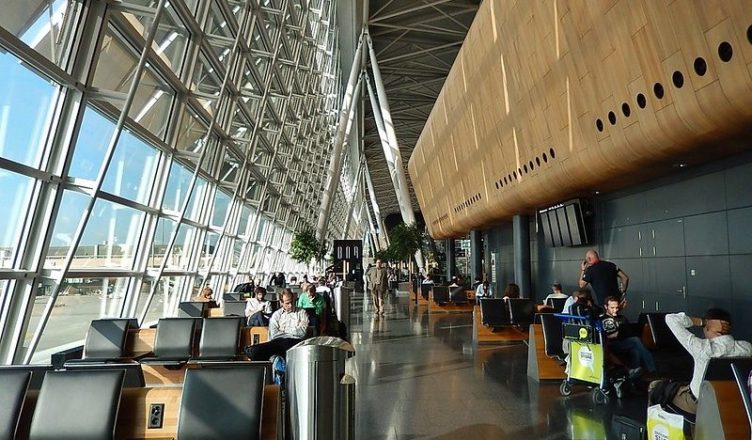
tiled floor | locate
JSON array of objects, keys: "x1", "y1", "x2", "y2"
[{"x1": 349, "y1": 291, "x2": 648, "y2": 440}]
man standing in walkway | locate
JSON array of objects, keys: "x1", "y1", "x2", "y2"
[
  {"x1": 578, "y1": 249, "x2": 629, "y2": 306},
  {"x1": 370, "y1": 259, "x2": 388, "y2": 315}
]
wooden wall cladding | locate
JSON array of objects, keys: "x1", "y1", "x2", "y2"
[{"x1": 409, "y1": 0, "x2": 752, "y2": 239}]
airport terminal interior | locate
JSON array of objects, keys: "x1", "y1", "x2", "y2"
[{"x1": 1, "y1": 0, "x2": 752, "y2": 439}]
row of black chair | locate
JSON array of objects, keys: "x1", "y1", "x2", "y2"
[
  {"x1": 179, "y1": 300, "x2": 281, "y2": 320},
  {"x1": 0, "y1": 364, "x2": 267, "y2": 440},
  {"x1": 430, "y1": 286, "x2": 470, "y2": 305},
  {"x1": 479, "y1": 298, "x2": 536, "y2": 329},
  {"x1": 62, "y1": 317, "x2": 249, "y2": 369}
]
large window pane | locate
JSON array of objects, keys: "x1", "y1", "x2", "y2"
[
  {"x1": 163, "y1": 162, "x2": 206, "y2": 221},
  {"x1": 175, "y1": 107, "x2": 207, "y2": 153},
  {"x1": 68, "y1": 106, "x2": 114, "y2": 180},
  {"x1": 200, "y1": 231, "x2": 219, "y2": 269},
  {"x1": 70, "y1": 106, "x2": 160, "y2": 201},
  {"x1": 212, "y1": 190, "x2": 230, "y2": 228},
  {"x1": 102, "y1": 130, "x2": 160, "y2": 204},
  {"x1": 141, "y1": 276, "x2": 191, "y2": 324},
  {"x1": 93, "y1": 24, "x2": 174, "y2": 139},
  {"x1": 166, "y1": 223, "x2": 198, "y2": 269},
  {"x1": 118, "y1": 3, "x2": 188, "y2": 77},
  {"x1": 0, "y1": 51, "x2": 59, "y2": 167},
  {"x1": 0, "y1": 0, "x2": 83, "y2": 68},
  {"x1": 0, "y1": 170, "x2": 35, "y2": 268},
  {"x1": 0, "y1": 279, "x2": 14, "y2": 336},
  {"x1": 149, "y1": 216, "x2": 176, "y2": 268},
  {"x1": 74, "y1": 199, "x2": 145, "y2": 269},
  {"x1": 45, "y1": 189, "x2": 90, "y2": 268},
  {"x1": 29, "y1": 277, "x2": 129, "y2": 363}
]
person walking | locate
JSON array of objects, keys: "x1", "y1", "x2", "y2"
[{"x1": 370, "y1": 259, "x2": 389, "y2": 315}]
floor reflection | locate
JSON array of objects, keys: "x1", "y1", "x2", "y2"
[{"x1": 350, "y1": 294, "x2": 648, "y2": 439}]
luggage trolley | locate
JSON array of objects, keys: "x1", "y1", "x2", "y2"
[{"x1": 555, "y1": 313, "x2": 618, "y2": 405}]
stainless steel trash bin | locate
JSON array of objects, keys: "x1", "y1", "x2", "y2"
[
  {"x1": 334, "y1": 287, "x2": 352, "y2": 334},
  {"x1": 287, "y1": 337, "x2": 355, "y2": 440}
]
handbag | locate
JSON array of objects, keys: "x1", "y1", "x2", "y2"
[{"x1": 612, "y1": 415, "x2": 646, "y2": 440}]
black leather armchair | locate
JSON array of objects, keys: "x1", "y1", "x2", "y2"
[
  {"x1": 222, "y1": 301, "x2": 247, "y2": 318},
  {"x1": 508, "y1": 298, "x2": 535, "y2": 327},
  {"x1": 178, "y1": 301, "x2": 207, "y2": 318},
  {"x1": 65, "y1": 319, "x2": 133, "y2": 365},
  {"x1": 140, "y1": 318, "x2": 197, "y2": 366},
  {"x1": 450, "y1": 286, "x2": 468, "y2": 304},
  {"x1": 177, "y1": 366, "x2": 266, "y2": 440},
  {"x1": 194, "y1": 317, "x2": 242, "y2": 362},
  {"x1": 431, "y1": 286, "x2": 450, "y2": 304},
  {"x1": 539, "y1": 313, "x2": 565, "y2": 359},
  {"x1": 0, "y1": 370, "x2": 31, "y2": 440},
  {"x1": 29, "y1": 370, "x2": 125, "y2": 440},
  {"x1": 479, "y1": 298, "x2": 510, "y2": 328}
]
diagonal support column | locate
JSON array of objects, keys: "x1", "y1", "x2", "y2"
[
  {"x1": 342, "y1": 157, "x2": 365, "y2": 239},
  {"x1": 365, "y1": 32, "x2": 425, "y2": 272},
  {"x1": 316, "y1": 31, "x2": 365, "y2": 241},
  {"x1": 363, "y1": 159, "x2": 388, "y2": 249}
]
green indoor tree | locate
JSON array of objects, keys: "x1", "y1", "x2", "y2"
[{"x1": 290, "y1": 227, "x2": 323, "y2": 271}]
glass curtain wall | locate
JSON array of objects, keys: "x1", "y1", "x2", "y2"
[{"x1": 0, "y1": 0, "x2": 344, "y2": 364}]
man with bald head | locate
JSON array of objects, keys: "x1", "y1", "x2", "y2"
[{"x1": 578, "y1": 249, "x2": 629, "y2": 306}]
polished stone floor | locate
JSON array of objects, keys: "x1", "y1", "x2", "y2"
[{"x1": 349, "y1": 291, "x2": 648, "y2": 440}]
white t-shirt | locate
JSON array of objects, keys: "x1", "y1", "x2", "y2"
[{"x1": 475, "y1": 284, "x2": 492, "y2": 298}]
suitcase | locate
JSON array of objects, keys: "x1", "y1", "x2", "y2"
[{"x1": 612, "y1": 415, "x2": 646, "y2": 440}]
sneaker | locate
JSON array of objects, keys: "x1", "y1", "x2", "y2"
[
  {"x1": 613, "y1": 380, "x2": 624, "y2": 399},
  {"x1": 270, "y1": 355, "x2": 286, "y2": 385},
  {"x1": 626, "y1": 367, "x2": 643, "y2": 380}
]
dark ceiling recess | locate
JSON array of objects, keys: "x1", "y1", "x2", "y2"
[
  {"x1": 365, "y1": 0, "x2": 480, "y2": 217},
  {"x1": 385, "y1": 211, "x2": 426, "y2": 232}
]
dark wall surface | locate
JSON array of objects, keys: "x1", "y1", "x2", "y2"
[{"x1": 486, "y1": 151, "x2": 752, "y2": 341}]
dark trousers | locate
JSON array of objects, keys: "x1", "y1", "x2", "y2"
[
  {"x1": 609, "y1": 336, "x2": 656, "y2": 373},
  {"x1": 244, "y1": 337, "x2": 301, "y2": 361},
  {"x1": 247, "y1": 311, "x2": 270, "y2": 326}
]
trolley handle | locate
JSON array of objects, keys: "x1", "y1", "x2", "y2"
[{"x1": 553, "y1": 313, "x2": 590, "y2": 322}]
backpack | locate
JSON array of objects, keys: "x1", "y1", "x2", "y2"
[{"x1": 648, "y1": 380, "x2": 684, "y2": 407}]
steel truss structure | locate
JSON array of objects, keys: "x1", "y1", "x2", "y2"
[
  {"x1": 364, "y1": 0, "x2": 479, "y2": 217},
  {"x1": 0, "y1": 0, "x2": 364, "y2": 364}
]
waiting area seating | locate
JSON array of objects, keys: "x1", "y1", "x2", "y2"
[
  {"x1": 178, "y1": 302, "x2": 207, "y2": 318},
  {"x1": 429, "y1": 286, "x2": 475, "y2": 313},
  {"x1": 0, "y1": 315, "x2": 282, "y2": 439},
  {"x1": 0, "y1": 364, "x2": 277, "y2": 440}
]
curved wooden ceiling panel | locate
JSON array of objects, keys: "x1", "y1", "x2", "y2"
[{"x1": 409, "y1": 0, "x2": 752, "y2": 239}]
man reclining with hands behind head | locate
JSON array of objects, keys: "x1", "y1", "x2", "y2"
[{"x1": 650, "y1": 308, "x2": 752, "y2": 415}]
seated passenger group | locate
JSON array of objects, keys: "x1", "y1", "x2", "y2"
[{"x1": 565, "y1": 249, "x2": 752, "y2": 419}]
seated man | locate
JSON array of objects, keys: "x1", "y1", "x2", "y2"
[
  {"x1": 421, "y1": 274, "x2": 435, "y2": 286},
  {"x1": 244, "y1": 289, "x2": 308, "y2": 361},
  {"x1": 245, "y1": 287, "x2": 272, "y2": 326},
  {"x1": 316, "y1": 278, "x2": 332, "y2": 301},
  {"x1": 650, "y1": 308, "x2": 752, "y2": 415},
  {"x1": 563, "y1": 287, "x2": 593, "y2": 315},
  {"x1": 475, "y1": 280, "x2": 493, "y2": 299},
  {"x1": 297, "y1": 285, "x2": 327, "y2": 336},
  {"x1": 536, "y1": 282, "x2": 569, "y2": 312},
  {"x1": 600, "y1": 296, "x2": 656, "y2": 380}
]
